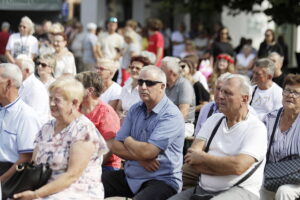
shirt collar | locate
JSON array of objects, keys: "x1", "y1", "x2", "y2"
[{"x1": 0, "y1": 97, "x2": 21, "y2": 112}]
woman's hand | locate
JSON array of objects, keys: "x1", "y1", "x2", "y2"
[{"x1": 13, "y1": 190, "x2": 36, "y2": 200}]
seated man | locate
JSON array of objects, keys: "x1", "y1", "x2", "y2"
[
  {"x1": 102, "y1": 65, "x2": 185, "y2": 200},
  {"x1": 251, "y1": 58, "x2": 282, "y2": 120},
  {"x1": 169, "y1": 74, "x2": 267, "y2": 200},
  {"x1": 161, "y1": 56, "x2": 196, "y2": 137},
  {"x1": 0, "y1": 63, "x2": 41, "y2": 181},
  {"x1": 16, "y1": 55, "x2": 51, "y2": 124}
]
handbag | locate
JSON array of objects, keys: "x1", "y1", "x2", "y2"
[
  {"x1": 264, "y1": 107, "x2": 300, "y2": 192},
  {"x1": 190, "y1": 116, "x2": 263, "y2": 200},
  {"x1": 1, "y1": 162, "x2": 52, "y2": 200}
]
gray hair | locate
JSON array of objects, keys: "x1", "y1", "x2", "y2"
[
  {"x1": 20, "y1": 16, "x2": 35, "y2": 35},
  {"x1": 140, "y1": 65, "x2": 167, "y2": 85},
  {"x1": 225, "y1": 74, "x2": 253, "y2": 103},
  {"x1": 1, "y1": 22, "x2": 10, "y2": 30},
  {"x1": 0, "y1": 63, "x2": 23, "y2": 88},
  {"x1": 268, "y1": 52, "x2": 284, "y2": 66},
  {"x1": 217, "y1": 72, "x2": 232, "y2": 83},
  {"x1": 140, "y1": 51, "x2": 156, "y2": 65},
  {"x1": 254, "y1": 58, "x2": 275, "y2": 77},
  {"x1": 161, "y1": 56, "x2": 181, "y2": 75},
  {"x1": 16, "y1": 54, "x2": 35, "y2": 74}
]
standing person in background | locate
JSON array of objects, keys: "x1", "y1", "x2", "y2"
[
  {"x1": 171, "y1": 23, "x2": 187, "y2": 58},
  {"x1": 0, "y1": 22, "x2": 10, "y2": 63},
  {"x1": 52, "y1": 32, "x2": 76, "y2": 78},
  {"x1": 97, "y1": 17, "x2": 125, "y2": 82},
  {"x1": 70, "y1": 22, "x2": 85, "y2": 73},
  {"x1": 5, "y1": 16, "x2": 38, "y2": 64},
  {"x1": 258, "y1": 29, "x2": 283, "y2": 58},
  {"x1": 120, "y1": 30, "x2": 141, "y2": 86},
  {"x1": 236, "y1": 45, "x2": 256, "y2": 77},
  {"x1": 147, "y1": 18, "x2": 164, "y2": 66},
  {"x1": 211, "y1": 27, "x2": 235, "y2": 59},
  {"x1": 82, "y1": 23, "x2": 99, "y2": 72}
]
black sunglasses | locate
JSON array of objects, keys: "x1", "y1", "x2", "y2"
[
  {"x1": 37, "y1": 62, "x2": 48, "y2": 68},
  {"x1": 138, "y1": 79, "x2": 162, "y2": 87}
]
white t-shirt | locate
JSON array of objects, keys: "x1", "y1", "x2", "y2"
[
  {"x1": 100, "y1": 82, "x2": 122, "y2": 103},
  {"x1": 19, "y1": 74, "x2": 51, "y2": 125},
  {"x1": 251, "y1": 83, "x2": 283, "y2": 120},
  {"x1": 193, "y1": 71, "x2": 209, "y2": 91},
  {"x1": 6, "y1": 33, "x2": 38, "y2": 58},
  {"x1": 120, "y1": 83, "x2": 140, "y2": 112},
  {"x1": 196, "y1": 113, "x2": 267, "y2": 197},
  {"x1": 98, "y1": 32, "x2": 125, "y2": 60},
  {"x1": 171, "y1": 31, "x2": 185, "y2": 57},
  {"x1": 54, "y1": 52, "x2": 77, "y2": 78}
]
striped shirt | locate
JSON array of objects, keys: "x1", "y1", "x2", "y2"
[{"x1": 263, "y1": 109, "x2": 300, "y2": 163}]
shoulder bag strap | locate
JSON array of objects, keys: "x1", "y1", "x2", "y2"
[
  {"x1": 233, "y1": 160, "x2": 263, "y2": 187},
  {"x1": 204, "y1": 116, "x2": 225, "y2": 152},
  {"x1": 266, "y1": 107, "x2": 283, "y2": 162},
  {"x1": 206, "y1": 103, "x2": 215, "y2": 119},
  {"x1": 249, "y1": 86, "x2": 258, "y2": 106}
]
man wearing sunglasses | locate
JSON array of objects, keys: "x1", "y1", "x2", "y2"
[{"x1": 103, "y1": 65, "x2": 185, "y2": 200}]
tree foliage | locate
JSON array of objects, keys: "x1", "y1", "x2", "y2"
[{"x1": 160, "y1": 0, "x2": 300, "y2": 25}]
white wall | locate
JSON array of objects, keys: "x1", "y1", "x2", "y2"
[
  {"x1": 221, "y1": 3, "x2": 274, "y2": 50},
  {"x1": 80, "y1": 0, "x2": 106, "y2": 28}
]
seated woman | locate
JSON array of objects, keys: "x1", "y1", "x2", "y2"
[
  {"x1": 116, "y1": 55, "x2": 151, "y2": 122},
  {"x1": 96, "y1": 58, "x2": 122, "y2": 111},
  {"x1": 14, "y1": 77, "x2": 108, "y2": 200},
  {"x1": 75, "y1": 71, "x2": 121, "y2": 171},
  {"x1": 261, "y1": 74, "x2": 300, "y2": 200},
  {"x1": 37, "y1": 54, "x2": 56, "y2": 89}
]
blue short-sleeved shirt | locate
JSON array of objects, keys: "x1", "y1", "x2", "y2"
[
  {"x1": 0, "y1": 97, "x2": 41, "y2": 163},
  {"x1": 116, "y1": 95, "x2": 185, "y2": 193}
]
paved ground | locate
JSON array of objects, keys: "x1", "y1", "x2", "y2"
[{"x1": 105, "y1": 197, "x2": 131, "y2": 200}]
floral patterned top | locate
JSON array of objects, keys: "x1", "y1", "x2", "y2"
[{"x1": 34, "y1": 115, "x2": 108, "y2": 200}]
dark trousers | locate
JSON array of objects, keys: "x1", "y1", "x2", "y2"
[{"x1": 102, "y1": 170, "x2": 177, "y2": 200}]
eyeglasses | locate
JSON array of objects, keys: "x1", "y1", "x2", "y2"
[
  {"x1": 138, "y1": 79, "x2": 162, "y2": 87},
  {"x1": 283, "y1": 89, "x2": 300, "y2": 98},
  {"x1": 129, "y1": 65, "x2": 142, "y2": 71},
  {"x1": 37, "y1": 62, "x2": 48, "y2": 68}
]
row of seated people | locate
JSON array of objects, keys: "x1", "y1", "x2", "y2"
[{"x1": 0, "y1": 53, "x2": 298, "y2": 200}]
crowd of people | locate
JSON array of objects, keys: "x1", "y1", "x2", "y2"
[{"x1": 0, "y1": 15, "x2": 299, "y2": 200}]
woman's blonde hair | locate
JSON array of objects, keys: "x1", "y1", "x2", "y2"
[{"x1": 49, "y1": 76, "x2": 84, "y2": 104}]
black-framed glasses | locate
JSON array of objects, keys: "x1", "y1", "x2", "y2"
[
  {"x1": 138, "y1": 79, "x2": 162, "y2": 87},
  {"x1": 37, "y1": 62, "x2": 48, "y2": 68}
]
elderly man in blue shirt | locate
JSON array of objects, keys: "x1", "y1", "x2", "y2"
[
  {"x1": 102, "y1": 65, "x2": 185, "y2": 200},
  {"x1": 0, "y1": 63, "x2": 41, "y2": 182}
]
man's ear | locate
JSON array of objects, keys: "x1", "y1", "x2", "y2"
[{"x1": 243, "y1": 95, "x2": 249, "y2": 104}]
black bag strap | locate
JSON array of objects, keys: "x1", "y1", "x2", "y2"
[
  {"x1": 206, "y1": 103, "x2": 215, "y2": 119},
  {"x1": 266, "y1": 107, "x2": 283, "y2": 162},
  {"x1": 204, "y1": 116, "x2": 225, "y2": 152},
  {"x1": 249, "y1": 86, "x2": 258, "y2": 105},
  {"x1": 233, "y1": 160, "x2": 263, "y2": 187}
]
